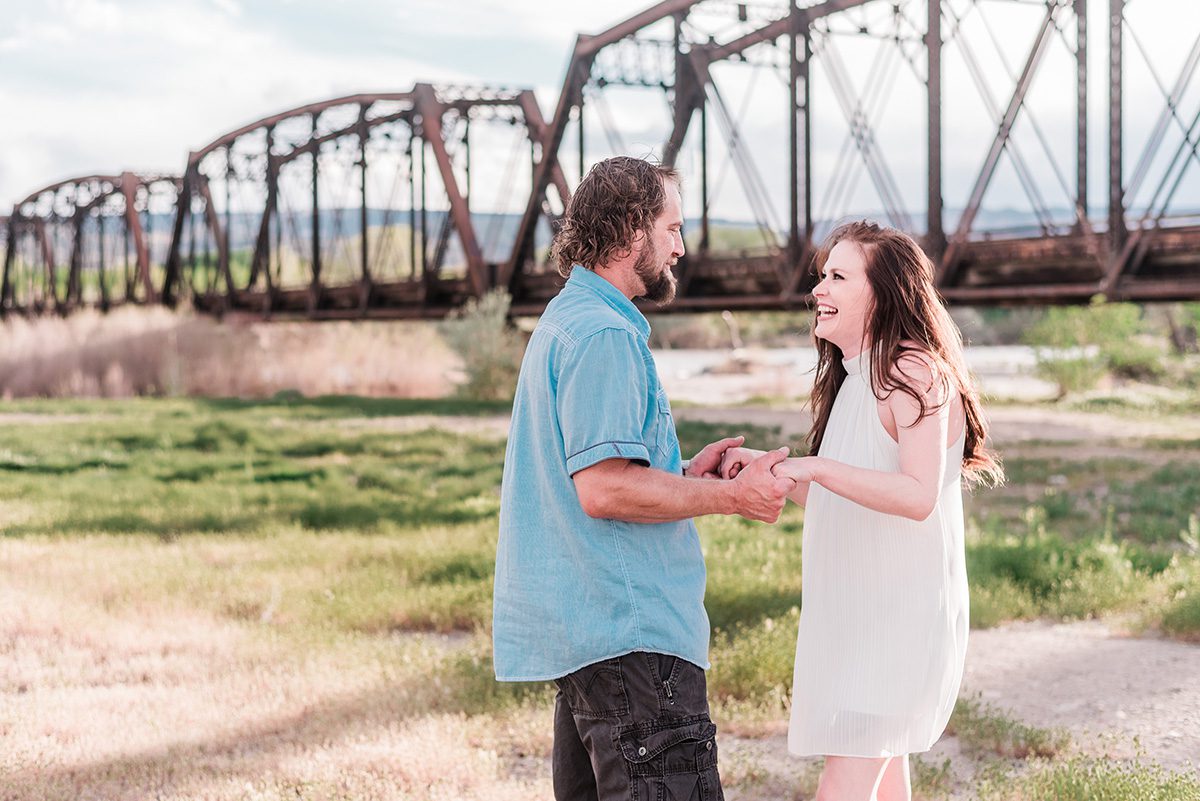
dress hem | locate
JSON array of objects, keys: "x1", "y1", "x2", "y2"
[{"x1": 786, "y1": 744, "x2": 934, "y2": 759}]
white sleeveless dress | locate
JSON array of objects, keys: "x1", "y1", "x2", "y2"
[{"x1": 787, "y1": 351, "x2": 968, "y2": 758}]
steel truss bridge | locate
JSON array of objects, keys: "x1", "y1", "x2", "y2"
[{"x1": 3, "y1": 0, "x2": 1199, "y2": 320}]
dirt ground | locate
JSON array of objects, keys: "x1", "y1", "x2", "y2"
[{"x1": 718, "y1": 617, "x2": 1200, "y2": 799}]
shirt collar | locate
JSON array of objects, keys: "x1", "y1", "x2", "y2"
[{"x1": 566, "y1": 265, "x2": 652, "y2": 339}]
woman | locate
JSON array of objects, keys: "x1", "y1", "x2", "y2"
[{"x1": 722, "y1": 221, "x2": 1003, "y2": 801}]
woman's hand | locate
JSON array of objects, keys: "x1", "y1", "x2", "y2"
[
  {"x1": 772, "y1": 456, "x2": 817, "y2": 484},
  {"x1": 719, "y1": 446, "x2": 766, "y2": 479}
]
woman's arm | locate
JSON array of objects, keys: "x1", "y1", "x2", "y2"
[{"x1": 784, "y1": 357, "x2": 953, "y2": 521}]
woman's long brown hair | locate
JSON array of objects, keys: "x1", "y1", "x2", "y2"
[{"x1": 807, "y1": 221, "x2": 1004, "y2": 487}]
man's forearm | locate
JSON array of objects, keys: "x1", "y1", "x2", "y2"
[{"x1": 579, "y1": 461, "x2": 738, "y2": 523}]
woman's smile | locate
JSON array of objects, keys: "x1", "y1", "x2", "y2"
[{"x1": 812, "y1": 239, "x2": 874, "y2": 355}]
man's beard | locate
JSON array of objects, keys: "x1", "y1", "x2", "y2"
[{"x1": 633, "y1": 240, "x2": 677, "y2": 305}]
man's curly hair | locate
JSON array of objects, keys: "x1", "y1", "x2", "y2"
[{"x1": 549, "y1": 156, "x2": 680, "y2": 277}]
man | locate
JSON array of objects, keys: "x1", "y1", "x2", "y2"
[{"x1": 493, "y1": 156, "x2": 795, "y2": 801}]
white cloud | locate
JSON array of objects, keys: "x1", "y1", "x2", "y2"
[
  {"x1": 2, "y1": 0, "x2": 1197, "y2": 221},
  {"x1": 0, "y1": 0, "x2": 475, "y2": 205}
]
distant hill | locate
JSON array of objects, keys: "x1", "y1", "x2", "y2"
[{"x1": 137, "y1": 205, "x2": 1195, "y2": 264}]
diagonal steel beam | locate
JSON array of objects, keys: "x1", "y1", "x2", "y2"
[
  {"x1": 816, "y1": 31, "x2": 915, "y2": 232},
  {"x1": 515, "y1": 91, "x2": 571, "y2": 210},
  {"x1": 704, "y1": 0, "x2": 873, "y2": 62},
  {"x1": 412, "y1": 83, "x2": 489, "y2": 297},
  {"x1": 194, "y1": 176, "x2": 232, "y2": 298},
  {"x1": 119, "y1": 172, "x2": 156, "y2": 302},
  {"x1": 34, "y1": 218, "x2": 60, "y2": 312},
  {"x1": 501, "y1": 47, "x2": 595, "y2": 290},
  {"x1": 1123, "y1": 29, "x2": 1200, "y2": 205},
  {"x1": 938, "y1": 3, "x2": 1058, "y2": 287},
  {"x1": 1104, "y1": 101, "x2": 1200, "y2": 293}
]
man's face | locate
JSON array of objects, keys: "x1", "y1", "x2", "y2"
[{"x1": 633, "y1": 180, "x2": 685, "y2": 305}]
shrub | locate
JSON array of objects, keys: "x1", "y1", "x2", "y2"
[
  {"x1": 437, "y1": 289, "x2": 525, "y2": 401},
  {"x1": 1022, "y1": 299, "x2": 1161, "y2": 397},
  {"x1": 707, "y1": 609, "x2": 799, "y2": 703},
  {"x1": 966, "y1": 526, "x2": 1156, "y2": 626},
  {"x1": 1161, "y1": 589, "x2": 1200, "y2": 641}
]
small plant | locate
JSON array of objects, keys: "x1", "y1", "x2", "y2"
[
  {"x1": 946, "y1": 695, "x2": 1070, "y2": 759},
  {"x1": 910, "y1": 753, "x2": 954, "y2": 799},
  {"x1": 977, "y1": 754, "x2": 1200, "y2": 801},
  {"x1": 437, "y1": 289, "x2": 526, "y2": 401}
]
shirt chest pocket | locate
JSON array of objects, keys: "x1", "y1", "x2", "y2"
[{"x1": 653, "y1": 387, "x2": 679, "y2": 460}]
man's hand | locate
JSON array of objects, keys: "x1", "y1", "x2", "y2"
[
  {"x1": 686, "y1": 435, "x2": 745, "y2": 479},
  {"x1": 730, "y1": 447, "x2": 796, "y2": 523}
]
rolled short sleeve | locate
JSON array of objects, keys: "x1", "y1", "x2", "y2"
[{"x1": 558, "y1": 328, "x2": 651, "y2": 475}]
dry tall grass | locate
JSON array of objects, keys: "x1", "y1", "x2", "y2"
[
  {"x1": 0, "y1": 307, "x2": 460, "y2": 399},
  {"x1": 0, "y1": 535, "x2": 551, "y2": 801}
]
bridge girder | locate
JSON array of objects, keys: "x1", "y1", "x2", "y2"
[
  {"x1": 3, "y1": 1, "x2": 1199, "y2": 319},
  {"x1": 2, "y1": 172, "x2": 180, "y2": 315}
]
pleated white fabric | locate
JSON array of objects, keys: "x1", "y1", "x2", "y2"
[{"x1": 787, "y1": 350, "x2": 969, "y2": 758}]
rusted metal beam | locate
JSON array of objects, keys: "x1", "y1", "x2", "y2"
[
  {"x1": 703, "y1": 0, "x2": 872, "y2": 62},
  {"x1": 413, "y1": 83, "x2": 489, "y2": 297},
  {"x1": 1075, "y1": 0, "x2": 1088, "y2": 227},
  {"x1": 34, "y1": 218, "x2": 59, "y2": 312},
  {"x1": 1, "y1": 219, "x2": 15, "y2": 312},
  {"x1": 927, "y1": 0, "x2": 944, "y2": 258},
  {"x1": 515, "y1": 91, "x2": 571, "y2": 209},
  {"x1": 1108, "y1": 0, "x2": 1126, "y2": 270},
  {"x1": 195, "y1": 177, "x2": 231, "y2": 297},
  {"x1": 119, "y1": 173, "x2": 156, "y2": 302},
  {"x1": 501, "y1": 45, "x2": 595, "y2": 289}
]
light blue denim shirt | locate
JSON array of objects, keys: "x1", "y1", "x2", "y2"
[{"x1": 493, "y1": 266, "x2": 710, "y2": 682}]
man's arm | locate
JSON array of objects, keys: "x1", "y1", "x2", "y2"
[{"x1": 573, "y1": 448, "x2": 795, "y2": 524}]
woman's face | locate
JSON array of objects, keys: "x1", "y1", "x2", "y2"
[{"x1": 812, "y1": 239, "x2": 874, "y2": 355}]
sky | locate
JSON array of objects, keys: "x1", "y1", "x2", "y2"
[{"x1": 1, "y1": 0, "x2": 1196, "y2": 225}]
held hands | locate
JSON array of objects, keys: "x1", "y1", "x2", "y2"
[
  {"x1": 719, "y1": 446, "x2": 766, "y2": 480},
  {"x1": 689, "y1": 438, "x2": 801, "y2": 522},
  {"x1": 722, "y1": 448, "x2": 817, "y2": 485},
  {"x1": 685, "y1": 436, "x2": 747, "y2": 479},
  {"x1": 729, "y1": 447, "x2": 795, "y2": 523}
]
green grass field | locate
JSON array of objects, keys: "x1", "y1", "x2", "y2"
[{"x1": 2, "y1": 397, "x2": 1198, "y2": 799}]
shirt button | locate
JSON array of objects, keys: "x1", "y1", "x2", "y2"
[
  {"x1": 638, "y1": 746, "x2": 647, "y2": 756},
  {"x1": 706, "y1": 741, "x2": 713, "y2": 751}
]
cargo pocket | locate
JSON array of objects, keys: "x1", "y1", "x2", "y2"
[{"x1": 617, "y1": 718, "x2": 722, "y2": 801}]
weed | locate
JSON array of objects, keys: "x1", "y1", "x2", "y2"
[
  {"x1": 947, "y1": 695, "x2": 1070, "y2": 759},
  {"x1": 976, "y1": 755, "x2": 1200, "y2": 801}
]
